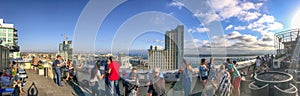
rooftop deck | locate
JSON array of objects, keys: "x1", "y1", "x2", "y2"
[{"x1": 20, "y1": 70, "x2": 85, "y2": 96}]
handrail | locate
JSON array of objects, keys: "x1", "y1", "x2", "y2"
[
  {"x1": 274, "y1": 83, "x2": 298, "y2": 93},
  {"x1": 248, "y1": 81, "x2": 269, "y2": 90}
]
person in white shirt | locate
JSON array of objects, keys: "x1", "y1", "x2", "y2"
[{"x1": 90, "y1": 61, "x2": 104, "y2": 96}]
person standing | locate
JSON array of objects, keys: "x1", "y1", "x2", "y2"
[
  {"x1": 207, "y1": 57, "x2": 218, "y2": 94},
  {"x1": 33, "y1": 56, "x2": 39, "y2": 71},
  {"x1": 53, "y1": 55, "x2": 64, "y2": 86},
  {"x1": 64, "y1": 59, "x2": 71, "y2": 79},
  {"x1": 254, "y1": 56, "x2": 261, "y2": 74},
  {"x1": 107, "y1": 56, "x2": 121, "y2": 96},
  {"x1": 103, "y1": 59, "x2": 111, "y2": 96},
  {"x1": 90, "y1": 61, "x2": 104, "y2": 96},
  {"x1": 147, "y1": 68, "x2": 166, "y2": 96},
  {"x1": 199, "y1": 58, "x2": 209, "y2": 96},
  {"x1": 177, "y1": 59, "x2": 193, "y2": 96},
  {"x1": 226, "y1": 59, "x2": 241, "y2": 96},
  {"x1": 216, "y1": 65, "x2": 231, "y2": 96}
]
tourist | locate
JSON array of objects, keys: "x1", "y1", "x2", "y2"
[
  {"x1": 255, "y1": 56, "x2": 261, "y2": 73},
  {"x1": 233, "y1": 60, "x2": 238, "y2": 67},
  {"x1": 199, "y1": 58, "x2": 209, "y2": 96},
  {"x1": 103, "y1": 59, "x2": 111, "y2": 96},
  {"x1": 216, "y1": 65, "x2": 231, "y2": 96},
  {"x1": 125, "y1": 67, "x2": 139, "y2": 96},
  {"x1": 262, "y1": 64, "x2": 270, "y2": 72},
  {"x1": 53, "y1": 55, "x2": 64, "y2": 86},
  {"x1": 147, "y1": 68, "x2": 166, "y2": 96},
  {"x1": 226, "y1": 59, "x2": 241, "y2": 96},
  {"x1": 90, "y1": 61, "x2": 104, "y2": 96},
  {"x1": 32, "y1": 56, "x2": 39, "y2": 71},
  {"x1": 12, "y1": 62, "x2": 18, "y2": 77},
  {"x1": 2, "y1": 69, "x2": 12, "y2": 79},
  {"x1": 64, "y1": 59, "x2": 71, "y2": 79},
  {"x1": 207, "y1": 57, "x2": 218, "y2": 94},
  {"x1": 178, "y1": 59, "x2": 193, "y2": 96},
  {"x1": 13, "y1": 72, "x2": 25, "y2": 94},
  {"x1": 107, "y1": 56, "x2": 121, "y2": 96},
  {"x1": 0, "y1": 71, "x2": 12, "y2": 86}
]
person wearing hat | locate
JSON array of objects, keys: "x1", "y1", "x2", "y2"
[{"x1": 147, "y1": 68, "x2": 166, "y2": 96}]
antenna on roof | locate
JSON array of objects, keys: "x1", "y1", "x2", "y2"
[{"x1": 61, "y1": 34, "x2": 68, "y2": 44}]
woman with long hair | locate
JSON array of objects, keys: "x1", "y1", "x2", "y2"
[
  {"x1": 199, "y1": 58, "x2": 209, "y2": 96},
  {"x1": 90, "y1": 61, "x2": 104, "y2": 96}
]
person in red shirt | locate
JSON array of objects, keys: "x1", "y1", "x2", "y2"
[{"x1": 107, "y1": 56, "x2": 121, "y2": 96}]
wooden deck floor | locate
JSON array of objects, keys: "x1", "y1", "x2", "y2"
[{"x1": 20, "y1": 70, "x2": 83, "y2": 96}]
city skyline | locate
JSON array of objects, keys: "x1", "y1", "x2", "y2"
[{"x1": 0, "y1": 0, "x2": 300, "y2": 54}]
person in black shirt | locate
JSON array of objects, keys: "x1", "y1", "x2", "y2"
[{"x1": 103, "y1": 59, "x2": 111, "y2": 95}]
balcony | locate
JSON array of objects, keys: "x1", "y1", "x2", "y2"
[
  {"x1": 14, "y1": 32, "x2": 18, "y2": 36},
  {"x1": 13, "y1": 36, "x2": 18, "y2": 40},
  {"x1": 9, "y1": 45, "x2": 20, "y2": 52}
]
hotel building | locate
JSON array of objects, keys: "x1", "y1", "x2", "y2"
[{"x1": 0, "y1": 19, "x2": 20, "y2": 58}]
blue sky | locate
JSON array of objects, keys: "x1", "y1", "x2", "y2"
[{"x1": 0, "y1": 0, "x2": 299, "y2": 54}]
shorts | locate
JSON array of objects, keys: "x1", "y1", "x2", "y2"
[
  {"x1": 233, "y1": 76, "x2": 242, "y2": 88},
  {"x1": 201, "y1": 76, "x2": 208, "y2": 80},
  {"x1": 34, "y1": 65, "x2": 38, "y2": 67}
]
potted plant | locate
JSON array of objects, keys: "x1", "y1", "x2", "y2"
[{"x1": 38, "y1": 65, "x2": 44, "y2": 75}]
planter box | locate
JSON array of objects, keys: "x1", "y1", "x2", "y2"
[{"x1": 38, "y1": 69, "x2": 44, "y2": 75}]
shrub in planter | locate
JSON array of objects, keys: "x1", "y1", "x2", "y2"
[
  {"x1": 38, "y1": 65, "x2": 44, "y2": 75},
  {"x1": 38, "y1": 65, "x2": 44, "y2": 69}
]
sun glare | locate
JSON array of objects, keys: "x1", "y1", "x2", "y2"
[{"x1": 291, "y1": 10, "x2": 300, "y2": 29}]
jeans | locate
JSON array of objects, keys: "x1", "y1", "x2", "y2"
[
  {"x1": 91, "y1": 81, "x2": 99, "y2": 96},
  {"x1": 108, "y1": 80, "x2": 120, "y2": 96},
  {"x1": 55, "y1": 68, "x2": 62, "y2": 86}
]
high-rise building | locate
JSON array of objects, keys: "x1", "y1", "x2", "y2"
[
  {"x1": 148, "y1": 25, "x2": 184, "y2": 70},
  {"x1": 58, "y1": 40, "x2": 72, "y2": 60},
  {"x1": 0, "y1": 19, "x2": 20, "y2": 58}
]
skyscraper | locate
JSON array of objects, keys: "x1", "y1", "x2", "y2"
[{"x1": 148, "y1": 25, "x2": 184, "y2": 70}]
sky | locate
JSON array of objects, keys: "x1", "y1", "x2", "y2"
[{"x1": 0, "y1": 0, "x2": 300, "y2": 54}]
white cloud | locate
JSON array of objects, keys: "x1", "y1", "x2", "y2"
[
  {"x1": 247, "y1": 14, "x2": 283, "y2": 33},
  {"x1": 193, "y1": 11, "x2": 220, "y2": 24},
  {"x1": 168, "y1": 1, "x2": 184, "y2": 9},
  {"x1": 153, "y1": 39, "x2": 164, "y2": 44},
  {"x1": 206, "y1": 0, "x2": 265, "y2": 22},
  {"x1": 218, "y1": 5, "x2": 243, "y2": 19},
  {"x1": 238, "y1": 11, "x2": 262, "y2": 21},
  {"x1": 257, "y1": 14, "x2": 275, "y2": 23},
  {"x1": 185, "y1": 31, "x2": 275, "y2": 54},
  {"x1": 234, "y1": 26, "x2": 246, "y2": 30},
  {"x1": 188, "y1": 27, "x2": 210, "y2": 33},
  {"x1": 267, "y1": 22, "x2": 283, "y2": 30},
  {"x1": 241, "y1": 2, "x2": 256, "y2": 10},
  {"x1": 255, "y1": 3, "x2": 264, "y2": 9},
  {"x1": 225, "y1": 24, "x2": 233, "y2": 30},
  {"x1": 209, "y1": 0, "x2": 238, "y2": 10},
  {"x1": 226, "y1": 31, "x2": 241, "y2": 39}
]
